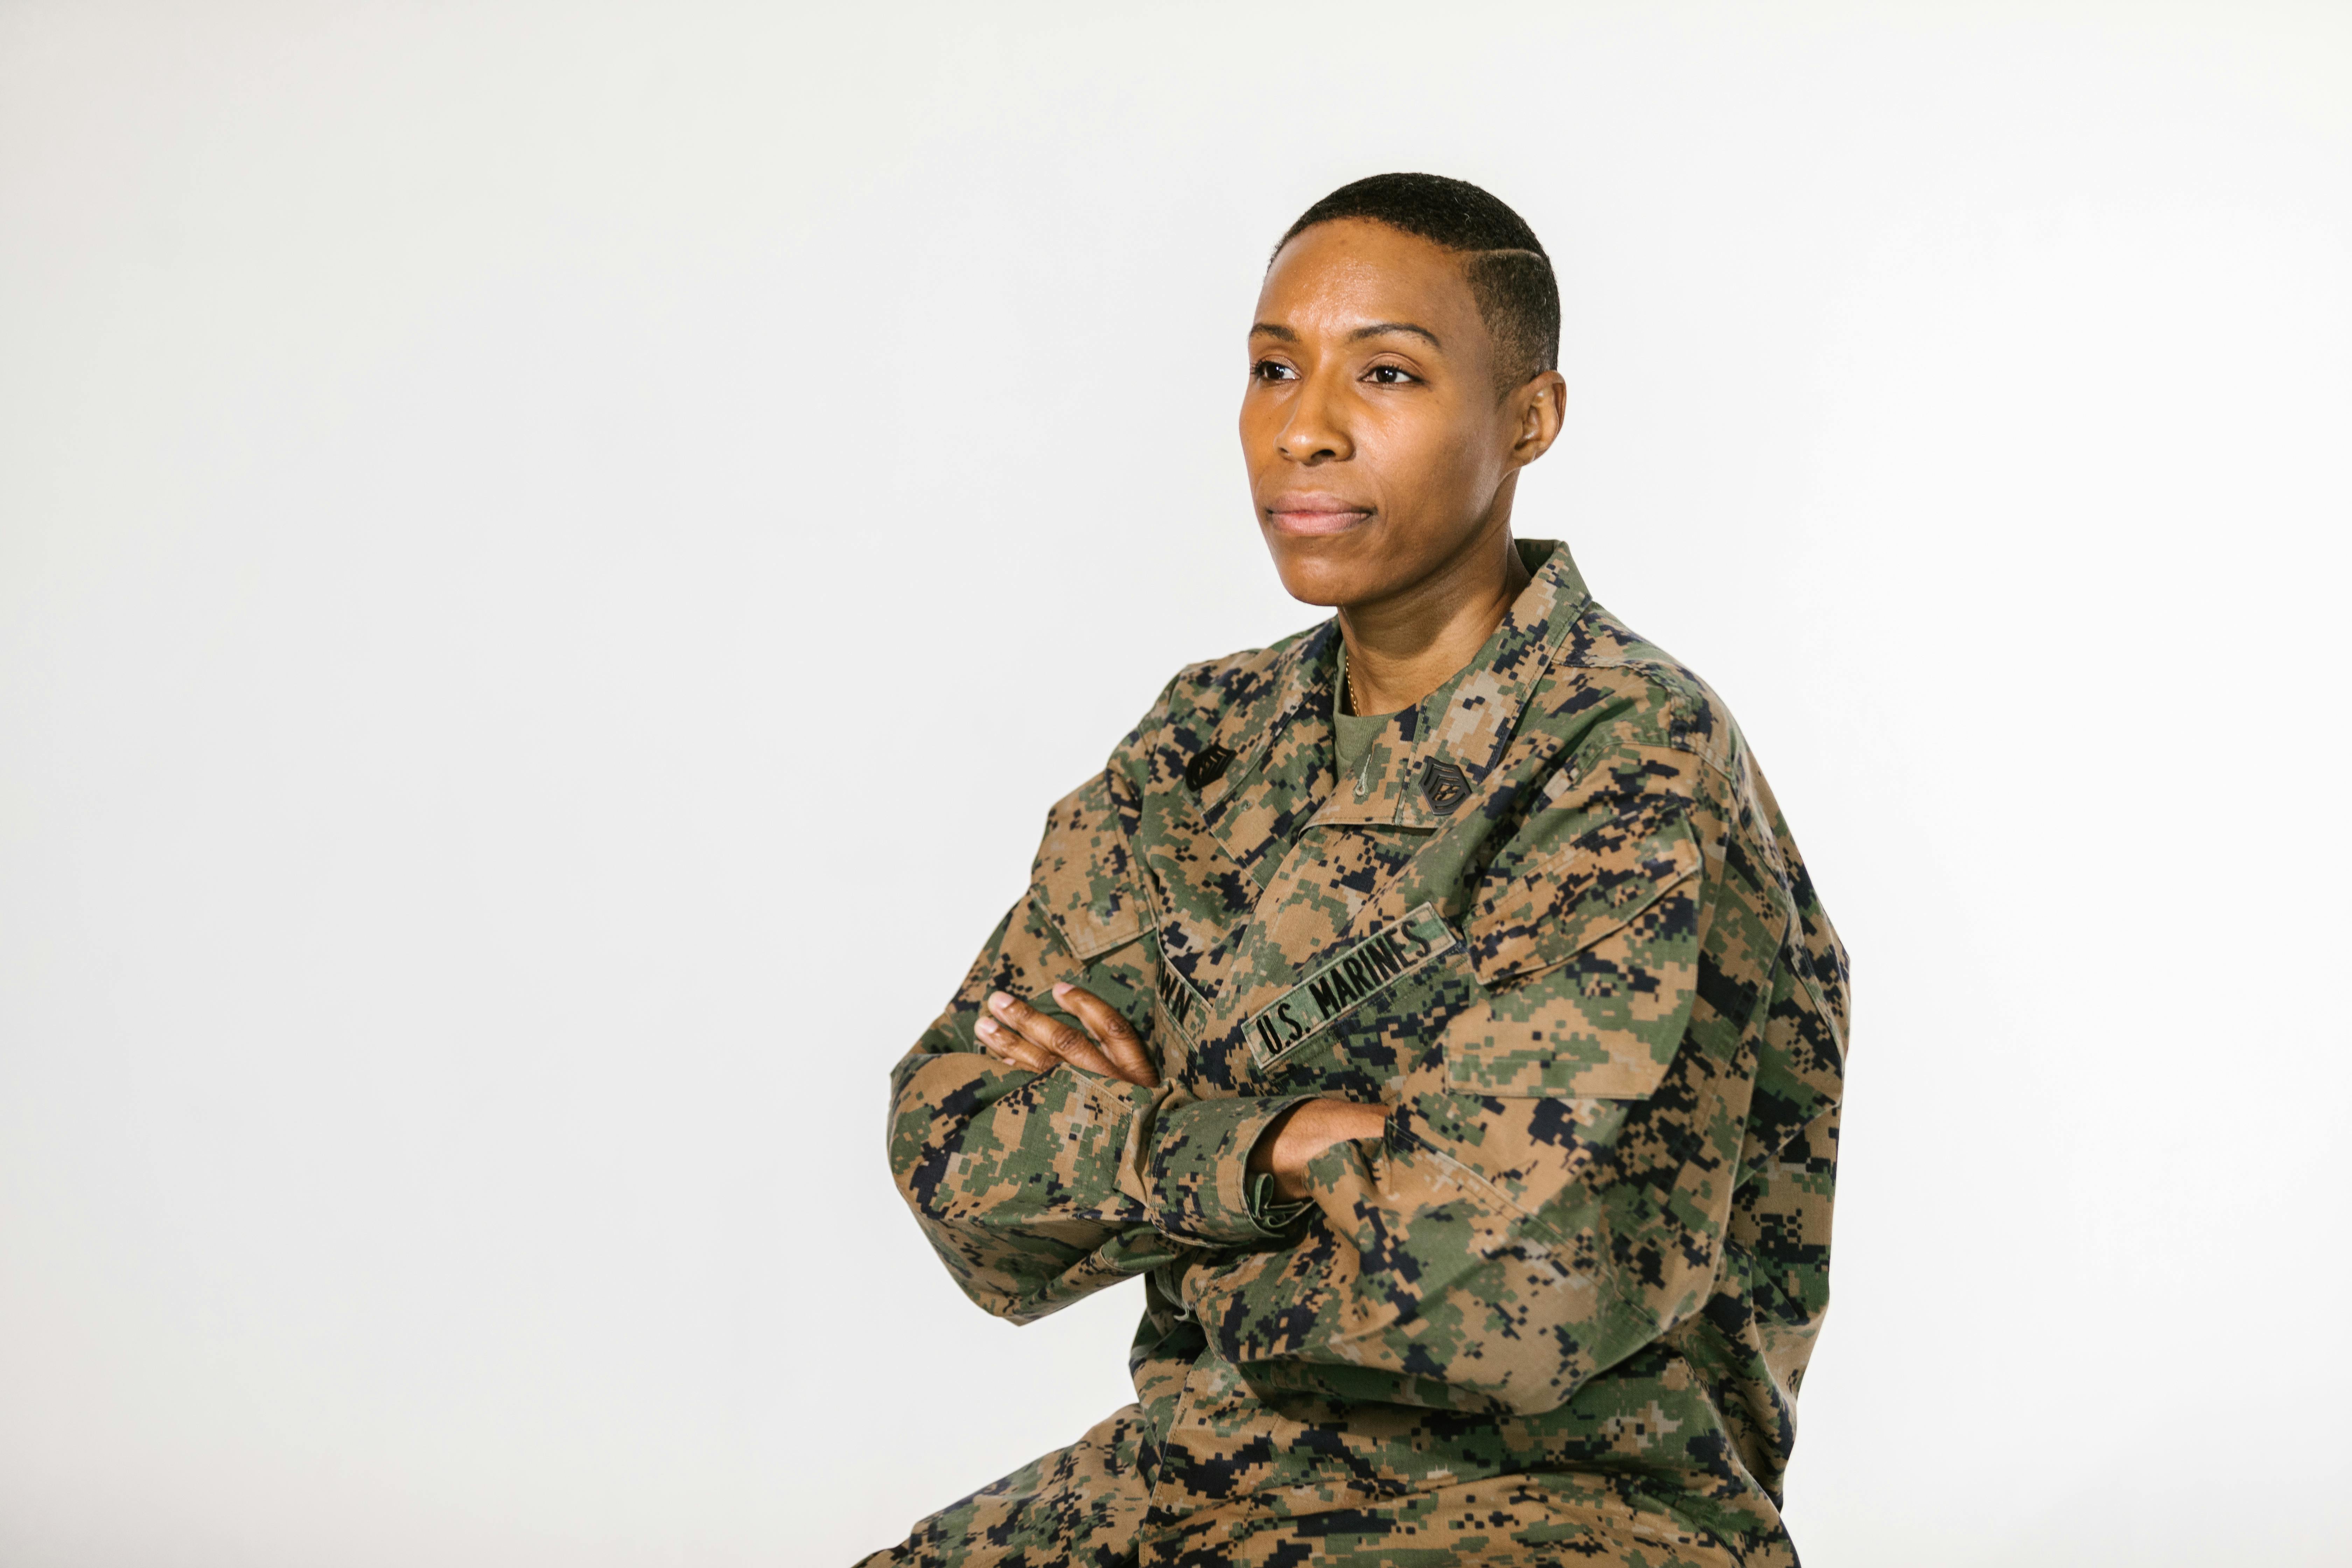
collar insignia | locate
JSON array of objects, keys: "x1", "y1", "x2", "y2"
[
  {"x1": 1184, "y1": 742, "x2": 1237, "y2": 791},
  {"x1": 1420, "y1": 756, "x2": 1472, "y2": 814}
]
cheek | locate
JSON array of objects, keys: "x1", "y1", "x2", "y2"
[
  {"x1": 1365, "y1": 404, "x2": 1488, "y2": 499},
  {"x1": 1237, "y1": 399, "x2": 1286, "y2": 471}
]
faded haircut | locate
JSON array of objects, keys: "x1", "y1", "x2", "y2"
[{"x1": 1275, "y1": 172, "x2": 1560, "y2": 395}]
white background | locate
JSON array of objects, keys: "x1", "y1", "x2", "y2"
[{"x1": 4, "y1": 3, "x2": 2347, "y2": 1563}]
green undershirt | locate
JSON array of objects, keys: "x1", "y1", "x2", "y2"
[{"x1": 1334, "y1": 642, "x2": 1404, "y2": 776}]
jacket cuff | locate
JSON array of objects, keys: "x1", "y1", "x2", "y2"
[{"x1": 1147, "y1": 1094, "x2": 1316, "y2": 1246}]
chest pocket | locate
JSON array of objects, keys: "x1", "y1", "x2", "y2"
[
  {"x1": 996, "y1": 772, "x2": 1168, "y2": 1062},
  {"x1": 1029, "y1": 773, "x2": 1150, "y2": 966},
  {"x1": 1441, "y1": 796, "x2": 1703, "y2": 1099}
]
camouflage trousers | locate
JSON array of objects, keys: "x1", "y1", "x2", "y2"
[{"x1": 855, "y1": 1405, "x2": 1756, "y2": 1568}]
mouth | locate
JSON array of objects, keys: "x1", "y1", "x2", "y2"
[{"x1": 1263, "y1": 494, "x2": 1374, "y2": 537}]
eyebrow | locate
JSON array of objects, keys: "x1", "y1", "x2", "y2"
[
  {"x1": 1349, "y1": 321, "x2": 1442, "y2": 349},
  {"x1": 1246, "y1": 320, "x2": 1445, "y2": 351}
]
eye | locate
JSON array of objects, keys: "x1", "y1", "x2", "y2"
[
  {"x1": 1365, "y1": 364, "x2": 1419, "y2": 386},
  {"x1": 1251, "y1": 359, "x2": 1298, "y2": 383}
]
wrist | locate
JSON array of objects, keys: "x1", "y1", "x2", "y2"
[
  {"x1": 1253, "y1": 1098, "x2": 1388, "y2": 1200},
  {"x1": 1247, "y1": 1101, "x2": 1312, "y2": 1177}
]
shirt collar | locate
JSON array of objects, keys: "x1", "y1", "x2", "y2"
[{"x1": 1311, "y1": 537, "x2": 1589, "y2": 829}]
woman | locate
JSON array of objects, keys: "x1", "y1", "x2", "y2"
[{"x1": 865, "y1": 173, "x2": 1849, "y2": 1568}]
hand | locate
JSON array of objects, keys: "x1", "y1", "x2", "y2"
[
  {"x1": 1249, "y1": 1098, "x2": 1390, "y2": 1200},
  {"x1": 975, "y1": 983, "x2": 1160, "y2": 1089}
]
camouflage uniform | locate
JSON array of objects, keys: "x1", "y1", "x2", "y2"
[{"x1": 866, "y1": 541, "x2": 1849, "y2": 1567}]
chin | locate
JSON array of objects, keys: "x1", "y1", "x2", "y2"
[
  {"x1": 1259, "y1": 518, "x2": 1406, "y2": 609},
  {"x1": 1265, "y1": 548, "x2": 1368, "y2": 609}
]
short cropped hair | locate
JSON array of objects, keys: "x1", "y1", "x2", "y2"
[{"x1": 1275, "y1": 172, "x2": 1560, "y2": 394}]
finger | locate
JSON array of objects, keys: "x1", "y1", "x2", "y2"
[
  {"x1": 1052, "y1": 983, "x2": 1159, "y2": 1088},
  {"x1": 975, "y1": 1015, "x2": 1058, "y2": 1074},
  {"x1": 977, "y1": 1015, "x2": 1057, "y2": 1074},
  {"x1": 987, "y1": 992, "x2": 1119, "y2": 1078}
]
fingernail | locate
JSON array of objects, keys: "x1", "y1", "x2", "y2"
[
  {"x1": 976, "y1": 1017, "x2": 999, "y2": 1040},
  {"x1": 1051, "y1": 982, "x2": 1073, "y2": 999},
  {"x1": 989, "y1": 992, "x2": 1013, "y2": 1014}
]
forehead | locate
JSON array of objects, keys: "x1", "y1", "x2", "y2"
[{"x1": 1253, "y1": 219, "x2": 1482, "y2": 341}]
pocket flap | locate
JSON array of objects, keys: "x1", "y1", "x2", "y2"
[
  {"x1": 1445, "y1": 789, "x2": 1704, "y2": 1099},
  {"x1": 1030, "y1": 774, "x2": 1150, "y2": 961},
  {"x1": 1462, "y1": 801, "x2": 1701, "y2": 989}
]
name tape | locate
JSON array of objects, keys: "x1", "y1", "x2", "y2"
[{"x1": 1246, "y1": 903, "x2": 1458, "y2": 1069}]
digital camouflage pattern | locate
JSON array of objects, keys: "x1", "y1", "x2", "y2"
[{"x1": 866, "y1": 541, "x2": 1849, "y2": 1567}]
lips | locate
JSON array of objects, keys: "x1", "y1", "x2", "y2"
[{"x1": 1263, "y1": 493, "x2": 1373, "y2": 537}]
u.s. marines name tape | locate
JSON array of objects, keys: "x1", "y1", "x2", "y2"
[{"x1": 1247, "y1": 903, "x2": 1458, "y2": 1069}]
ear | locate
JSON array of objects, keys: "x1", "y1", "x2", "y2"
[{"x1": 1507, "y1": 370, "x2": 1567, "y2": 467}]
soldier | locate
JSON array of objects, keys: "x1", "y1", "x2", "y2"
[{"x1": 863, "y1": 173, "x2": 1848, "y2": 1567}]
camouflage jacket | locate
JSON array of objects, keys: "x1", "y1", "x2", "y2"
[{"x1": 886, "y1": 540, "x2": 1849, "y2": 1560}]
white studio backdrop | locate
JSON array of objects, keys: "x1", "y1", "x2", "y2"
[{"x1": 2, "y1": 2, "x2": 2347, "y2": 1563}]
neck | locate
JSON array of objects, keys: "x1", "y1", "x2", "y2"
[{"x1": 1338, "y1": 516, "x2": 1529, "y2": 716}]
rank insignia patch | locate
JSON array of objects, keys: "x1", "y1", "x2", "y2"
[
  {"x1": 1420, "y1": 756, "x2": 1472, "y2": 813},
  {"x1": 1184, "y1": 743, "x2": 1237, "y2": 791}
]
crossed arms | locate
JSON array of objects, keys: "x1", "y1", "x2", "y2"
[
  {"x1": 883, "y1": 710, "x2": 1848, "y2": 1416},
  {"x1": 974, "y1": 981, "x2": 1386, "y2": 1202}
]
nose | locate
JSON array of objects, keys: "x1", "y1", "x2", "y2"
[{"x1": 1276, "y1": 371, "x2": 1352, "y2": 465}]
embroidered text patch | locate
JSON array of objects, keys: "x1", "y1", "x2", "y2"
[{"x1": 1247, "y1": 903, "x2": 1459, "y2": 1069}]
